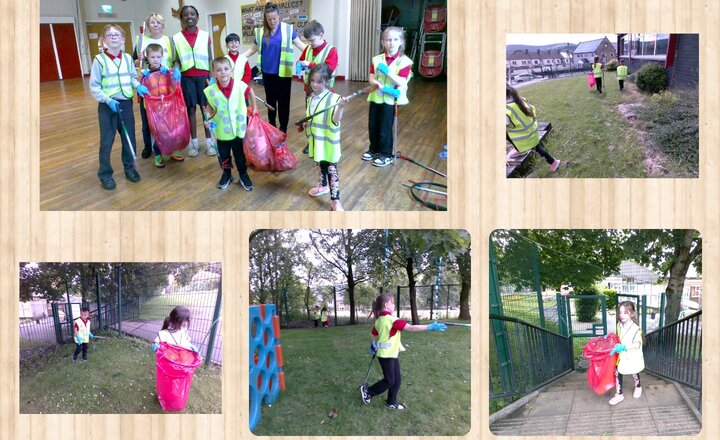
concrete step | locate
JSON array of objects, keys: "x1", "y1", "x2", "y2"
[{"x1": 544, "y1": 370, "x2": 669, "y2": 392}]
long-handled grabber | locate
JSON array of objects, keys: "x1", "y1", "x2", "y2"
[
  {"x1": 294, "y1": 85, "x2": 374, "y2": 128},
  {"x1": 255, "y1": 96, "x2": 275, "y2": 111},
  {"x1": 395, "y1": 151, "x2": 447, "y2": 178},
  {"x1": 116, "y1": 107, "x2": 137, "y2": 168},
  {"x1": 361, "y1": 353, "x2": 376, "y2": 388}
]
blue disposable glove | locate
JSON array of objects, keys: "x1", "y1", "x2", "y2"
[
  {"x1": 610, "y1": 343, "x2": 626, "y2": 355},
  {"x1": 151, "y1": 343, "x2": 160, "y2": 352},
  {"x1": 160, "y1": 65, "x2": 169, "y2": 74},
  {"x1": 296, "y1": 62, "x2": 304, "y2": 76},
  {"x1": 207, "y1": 121, "x2": 217, "y2": 131},
  {"x1": 381, "y1": 86, "x2": 400, "y2": 99},
  {"x1": 107, "y1": 99, "x2": 120, "y2": 113},
  {"x1": 141, "y1": 68, "x2": 150, "y2": 77},
  {"x1": 75, "y1": 336, "x2": 82, "y2": 345},
  {"x1": 136, "y1": 85, "x2": 149, "y2": 97},
  {"x1": 369, "y1": 341, "x2": 378, "y2": 355},
  {"x1": 427, "y1": 322, "x2": 447, "y2": 332},
  {"x1": 208, "y1": 77, "x2": 216, "y2": 86},
  {"x1": 377, "y1": 63, "x2": 390, "y2": 75},
  {"x1": 172, "y1": 66, "x2": 182, "y2": 81},
  {"x1": 89, "y1": 332, "x2": 95, "y2": 340},
  {"x1": 190, "y1": 344, "x2": 200, "y2": 353}
]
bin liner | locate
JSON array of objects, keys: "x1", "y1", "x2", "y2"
[
  {"x1": 141, "y1": 71, "x2": 191, "y2": 155},
  {"x1": 156, "y1": 342, "x2": 203, "y2": 411},
  {"x1": 582, "y1": 333, "x2": 620, "y2": 395},
  {"x1": 587, "y1": 72, "x2": 596, "y2": 88},
  {"x1": 243, "y1": 113, "x2": 296, "y2": 171}
]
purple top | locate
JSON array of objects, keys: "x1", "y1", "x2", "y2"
[{"x1": 255, "y1": 24, "x2": 297, "y2": 74}]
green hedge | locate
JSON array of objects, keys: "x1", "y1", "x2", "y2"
[
  {"x1": 636, "y1": 62, "x2": 668, "y2": 93},
  {"x1": 602, "y1": 289, "x2": 617, "y2": 310},
  {"x1": 574, "y1": 286, "x2": 601, "y2": 322}
]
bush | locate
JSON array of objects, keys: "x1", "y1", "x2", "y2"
[
  {"x1": 602, "y1": 289, "x2": 617, "y2": 310},
  {"x1": 605, "y1": 59, "x2": 619, "y2": 71},
  {"x1": 635, "y1": 63, "x2": 668, "y2": 93},
  {"x1": 627, "y1": 72, "x2": 636, "y2": 83},
  {"x1": 574, "y1": 286, "x2": 601, "y2": 322}
]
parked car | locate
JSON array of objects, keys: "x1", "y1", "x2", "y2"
[{"x1": 514, "y1": 73, "x2": 534, "y2": 82}]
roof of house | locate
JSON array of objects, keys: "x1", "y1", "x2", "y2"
[
  {"x1": 615, "y1": 261, "x2": 661, "y2": 284},
  {"x1": 573, "y1": 38, "x2": 607, "y2": 54}
]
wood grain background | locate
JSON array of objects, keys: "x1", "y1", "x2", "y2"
[{"x1": 1, "y1": 0, "x2": 717, "y2": 439}]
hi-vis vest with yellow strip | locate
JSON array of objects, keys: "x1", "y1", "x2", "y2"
[
  {"x1": 616, "y1": 65, "x2": 628, "y2": 80},
  {"x1": 204, "y1": 81, "x2": 249, "y2": 141},
  {"x1": 306, "y1": 91, "x2": 342, "y2": 163},
  {"x1": 135, "y1": 34, "x2": 174, "y2": 68},
  {"x1": 506, "y1": 100, "x2": 540, "y2": 153},
  {"x1": 95, "y1": 52, "x2": 135, "y2": 99},
  {"x1": 617, "y1": 322, "x2": 645, "y2": 375},
  {"x1": 303, "y1": 44, "x2": 336, "y2": 88},
  {"x1": 592, "y1": 62, "x2": 603, "y2": 78},
  {"x1": 75, "y1": 318, "x2": 91, "y2": 343},
  {"x1": 225, "y1": 54, "x2": 249, "y2": 83},
  {"x1": 320, "y1": 310, "x2": 327, "y2": 321},
  {"x1": 173, "y1": 30, "x2": 210, "y2": 72},
  {"x1": 368, "y1": 53, "x2": 413, "y2": 105},
  {"x1": 255, "y1": 22, "x2": 295, "y2": 78},
  {"x1": 375, "y1": 315, "x2": 406, "y2": 358}
]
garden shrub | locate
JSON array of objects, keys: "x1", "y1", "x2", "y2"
[
  {"x1": 574, "y1": 285, "x2": 601, "y2": 322},
  {"x1": 602, "y1": 288, "x2": 617, "y2": 310},
  {"x1": 636, "y1": 63, "x2": 668, "y2": 93},
  {"x1": 605, "y1": 59, "x2": 618, "y2": 71}
]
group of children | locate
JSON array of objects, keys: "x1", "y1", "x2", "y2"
[
  {"x1": 591, "y1": 57, "x2": 629, "y2": 94},
  {"x1": 90, "y1": 3, "x2": 414, "y2": 211}
]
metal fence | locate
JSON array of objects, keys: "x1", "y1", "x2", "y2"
[{"x1": 397, "y1": 284, "x2": 462, "y2": 321}]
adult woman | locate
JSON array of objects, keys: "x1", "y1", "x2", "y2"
[{"x1": 242, "y1": 2, "x2": 306, "y2": 133}]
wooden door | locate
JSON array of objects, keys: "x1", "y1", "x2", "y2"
[
  {"x1": 52, "y1": 23, "x2": 83, "y2": 79},
  {"x1": 209, "y1": 13, "x2": 227, "y2": 58},
  {"x1": 86, "y1": 22, "x2": 133, "y2": 56},
  {"x1": 40, "y1": 24, "x2": 60, "y2": 82}
]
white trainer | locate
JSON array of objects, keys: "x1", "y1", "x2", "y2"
[{"x1": 609, "y1": 393, "x2": 625, "y2": 405}]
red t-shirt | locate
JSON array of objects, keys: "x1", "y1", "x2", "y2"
[
  {"x1": 299, "y1": 41, "x2": 339, "y2": 72},
  {"x1": 102, "y1": 49, "x2": 123, "y2": 61},
  {"x1": 180, "y1": 27, "x2": 211, "y2": 77},
  {"x1": 369, "y1": 52, "x2": 411, "y2": 78},
  {"x1": 74, "y1": 318, "x2": 89, "y2": 333},
  {"x1": 371, "y1": 311, "x2": 407, "y2": 336},
  {"x1": 228, "y1": 52, "x2": 252, "y2": 85},
  {"x1": 217, "y1": 77, "x2": 250, "y2": 101}
]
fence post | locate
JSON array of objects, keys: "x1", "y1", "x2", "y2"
[
  {"x1": 332, "y1": 286, "x2": 338, "y2": 326},
  {"x1": 600, "y1": 295, "x2": 607, "y2": 335},
  {"x1": 659, "y1": 292, "x2": 665, "y2": 328},
  {"x1": 641, "y1": 295, "x2": 647, "y2": 335},
  {"x1": 446, "y1": 285, "x2": 450, "y2": 319},
  {"x1": 489, "y1": 240, "x2": 513, "y2": 392},
  {"x1": 51, "y1": 303, "x2": 63, "y2": 344},
  {"x1": 65, "y1": 281, "x2": 74, "y2": 338},
  {"x1": 205, "y1": 276, "x2": 222, "y2": 367},
  {"x1": 396, "y1": 285, "x2": 401, "y2": 318},
  {"x1": 117, "y1": 264, "x2": 122, "y2": 337},
  {"x1": 557, "y1": 292, "x2": 569, "y2": 337},
  {"x1": 488, "y1": 241, "x2": 504, "y2": 315},
  {"x1": 95, "y1": 271, "x2": 102, "y2": 330},
  {"x1": 530, "y1": 244, "x2": 546, "y2": 329}
]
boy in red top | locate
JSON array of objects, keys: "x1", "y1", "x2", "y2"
[
  {"x1": 73, "y1": 307, "x2": 95, "y2": 362},
  {"x1": 224, "y1": 33, "x2": 252, "y2": 86}
]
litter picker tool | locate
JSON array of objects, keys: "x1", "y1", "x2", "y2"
[
  {"x1": 361, "y1": 353, "x2": 376, "y2": 388},
  {"x1": 396, "y1": 151, "x2": 447, "y2": 211},
  {"x1": 116, "y1": 107, "x2": 137, "y2": 168},
  {"x1": 255, "y1": 96, "x2": 275, "y2": 111},
  {"x1": 439, "y1": 322, "x2": 471, "y2": 327},
  {"x1": 294, "y1": 85, "x2": 374, "y2": 128},
  {"x1": 395, "y1": 151, "x2": 447, "y2": 178}
]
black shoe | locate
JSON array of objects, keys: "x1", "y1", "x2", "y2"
[
  {"x1": 303, "y1": 145, "x2": 309, "y2": 154},
  {"x1": 239, "y1": 173, "x2": 253, "y2": 191},
  {"x1": 385, "y1": 401, "x2": 406, "y2": 410},
  {"x1": 359, "y1": 384, "x2": 371, "y2": 405},
  {"x1": 141, "y1": 147, "x2": 152, "y2": 159},
  {"x1": 72, "y1": 357, "x2": 77, "y2": 362},
  {"x1": 125, "y1": 168, "x2": 141, "y2": 183},
  {"x1": 217, "y1": 172, "x2": 233, "y2": 189},
  {"x1": 361, "y1": 151, "x2": 375, "y2": 161},
  {"x1": 100, "y1": 177, "x2": 116, "y2": 190}
]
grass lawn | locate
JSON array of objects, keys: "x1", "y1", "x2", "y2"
[
  {"x1": 516, "y1": 75, "x2": 691, "y2": 177},
  {"x1": 20, "y1": 333, "x2": 221, "y2": 414},
  {"x1": 252, "y1": 323, "x2": 471, "y2": 436}
]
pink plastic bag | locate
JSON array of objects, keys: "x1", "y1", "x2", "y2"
[
  {"x1": 587, "y1": 72, "x2": 596, "y2": 88},
  {"x1": 142, "y1": 72, "x2": 191, "y2": 155},
  {"x1": 243, "y1": 114, "x2": 296, "y2": 171},
  {"x1": 156, "y1": 342, "x2": 202, "y2": 411},
  {"x1": 582, "y1": 334, "x2": 620, "y2": 395}
]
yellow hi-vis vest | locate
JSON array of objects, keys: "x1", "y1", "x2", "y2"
[
  {"x1": 95, "y1": 52, "x2": 135, "y2": 99},
  {"x1": 303, "y1": 44, "x2": 336, "y2": 88},
  {"x1": 255, "y1": 22, "x2": 295, "y2": 78},
  {"x1": 135, "y1": 34, "x2": 174, "y2": 68},
  {"x1": 74, "y1": 318, "x2": 91, "y2": 343},
  {"x1": 204, "y1": 81, "x2": 249, "y2": 141},
  {"x1": 306, "y1": 91, "x2": 342, "y2": 163},
  {"x1": 506, "y1": 99, "x2": 540, "y2": 153},
  {"x1": 320, "y1": 310, "x2": 327, "y2": 321},
  {"x1": 374, "y1": 315, "x2": 406, "y2": 358},
  {"x1": 156, "y1": 329, "x2": 194, "y2": 350},
  {"x1": 368, "y1": 53, "x2": 413, "y2": 105},
  {"x1": 617, "y1": 65, "x2": 628, "y2": 80},
  {"x1": 173, "y1": 29, "x2": 210, "y2": 72},
  {"x1": 225, "y1": 54, "x2": 249, "y2": 83},
  {"x1": 312, "y1": 309, "x2": 320, "y2": 320},
  {"x1": 592, "y1": 62, "x2": 603, "y2": 78},
  {"x1": 617, "y1": 322, "x2": 645, "y2": 375}
]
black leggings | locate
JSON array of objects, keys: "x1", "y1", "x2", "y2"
[
  {"x1": 315, "y1": 161, "x2": 340, "y2": 200},
  {"x1": 596, "y1": 76, "x2": 603, "y2": 93},
  {"x1": 368, "y1": 357, "x2": 402, "y2": 405},
  {"x1": 262, "y1": 73, "x2": 292, "y2": 133},
  {"x1": 615, "y1": 370, "x2": 641, "y2": 395},
  {"x1": 73, "y1": 342, "x2": 88, "y2": 360}
]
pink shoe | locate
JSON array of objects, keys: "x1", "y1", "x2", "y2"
[
  {"x1": 549, "y1": 159, "x2": 561, "y2": 172},
  {"x1": 308, "y1": 186, "x2": 329, "y2": 197}
]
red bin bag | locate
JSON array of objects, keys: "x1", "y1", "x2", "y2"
[
  {"x1": 156, "y1": 342, "x2": 203, "y2": 411},
  {"x1": 582, "y1": 333, "x2": 620, "y2": 395},
  {"x1": 587, "y1": 72, "x2": 597, "y2": 88},
  {"x1": 141, "y1": 72, "x2": 191, "y2": 155},
  {"x1": 243, "y1": 113, "x2": 296, "y2": 171}
]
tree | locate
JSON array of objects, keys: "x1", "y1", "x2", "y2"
[{"x1": 623, "y1": 230, "x2": 701, "y2": 324}]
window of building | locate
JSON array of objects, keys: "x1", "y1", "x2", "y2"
[{"x1": 621, "y1": 33, "x2": 670, "y2": 60}]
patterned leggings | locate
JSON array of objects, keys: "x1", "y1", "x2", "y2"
[
  {"x1": 615, "y1": 370, "x2": 641, "y2": 395},
  {"x1": 316, "y1": 161, "x2": 340, "y2": 200}
]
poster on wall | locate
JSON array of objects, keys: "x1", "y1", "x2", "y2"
[{"x1": 241, "y1": 1, "x2": 311, "y2": 45}]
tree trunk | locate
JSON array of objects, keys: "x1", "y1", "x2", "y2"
[
  {"x1": 457, "y1": 250, "x2": 471, "y2": 320},
  {"x1": 664, "y1": 231, "x2": 701, "y2": 324},
  {"x1": 405, "y1": 258, "x2": 419, "y2": 324},
  {"x1": 347, "y1": 279, "x2": 356, "y2": 325},
  {"x1": 305, "y1": 285, "x2": 311, "y2": 319}
]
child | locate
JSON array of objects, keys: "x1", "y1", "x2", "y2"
[
  {"x1": 224, "y1": 33, "x2": 252, "y2": 86},
  {"x1": 365, "y1": 26, "x2": 413, "y2": 167},
  {"x1": 608, "y1": 301, "x2": 645, "y2": 405},
  {"x1": 89, "y1": 24, "x2": 150, "y2": 190},
  {"x1": 359, "y1": 293, "x2": 447, "y2": 410},
  {"x1": 151, "y1": 306, "x2": 199, "y2": 352},
  {"x1": 140, "y1": 43, "x2": 185, "y2": 167},
  {"x1": 321, "y1": 305, "x2": 328, "y2": 328},
  {"x1": 312, "y1": 305, "x2": 321, "y2": 327},
  {"x1": 204, "y1": 57, "x2": 258, "y2": 191},
  {"x1": 73, "y1": 307, "x2": 95, "y2": 362},
  {"x1": 592, "y1": 56, "x2": 604, "y2": 94},
  {"x1": 617, "y1": 59, "x2": 628, "y2": 91},
  {"x1": 298, "y1": 20, "x2": 339, "y2": 154},
  {"x1": 172, "y1": 5, "x2": 215, "y2": 157},
  {"x1": 304, "y1": 64, "x2": 349, "y2": 211},
  {"x1": 506, "y1": 85, "x2": 561, "y2": 173}
]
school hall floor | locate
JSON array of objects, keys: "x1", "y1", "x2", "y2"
[{"x1": 39, "y1": 77, "x2": 447, "y2": 211}]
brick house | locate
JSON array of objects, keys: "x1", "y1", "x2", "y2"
[{"x1": 573, "y1": 37, "x2": 616, "y2": 67}]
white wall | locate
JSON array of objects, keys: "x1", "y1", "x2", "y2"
[{"x1": 41, "y1": 0, "x2": 352, "y2": 78}]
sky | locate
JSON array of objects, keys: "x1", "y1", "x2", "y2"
[{"x1": 506, "y1": 33, "x2": 617, "y2": 46}]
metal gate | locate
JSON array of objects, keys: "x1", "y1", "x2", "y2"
[{"x1": 557, "y1": 293, "x2": 607, "y2": 337}]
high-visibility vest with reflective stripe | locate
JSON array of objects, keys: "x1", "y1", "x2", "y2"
[
  {"x1": 368, "y1": 53, "x2": 413, "y2": 105},
  {"x1": 320, "y1": 310, "x2": 327, "y2": 321},
  {"x1": 75, "y1": 318, "x2": 91, "y2": 343},
  {"x1": 303, "y1": 44, "x2": 336, "y2": 88},
  {"x1": 374, "y1": 315, "x2": 406, "y2": 358},
  {"x1": 306, "y1": 91, "x2": 342, "y2": 163},
  {"x1": 156, "y1": 329, "x2": 193, "y2": 350},
  {"x1": 204, "y1": 81, "x2": 249, "y2": 141},
  {"x1": 255, "y1": 22, "x2": 295, "y2": 78},
  {"x1": 225, "y1": 54, "x2": 249, "y2": 83},
  {"x1": 592, "y1": 62, "x2": 603, "y2": 78},
  {"x1": 173, "y1": 30, "x2": 210, "y2": 72},
  {"x1": 312, "y1": 309, "x2": 320, "y2": 320},
  {"x1": 617, "y1": 65, "x2": 628, "y2": 80},
  {"x1": 506, "y1": 100, "x2": 540, "y2": 153},
  {"x1": 135, "y1": 34, "x2": 174, "y2": 68},
  {"x1": 95, "y1": 52, "x2": 135, "y2": 98}
]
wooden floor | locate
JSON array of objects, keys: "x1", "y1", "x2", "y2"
[{"x1": 39, "y1": 77, "x2": 447, "y2": 211}]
